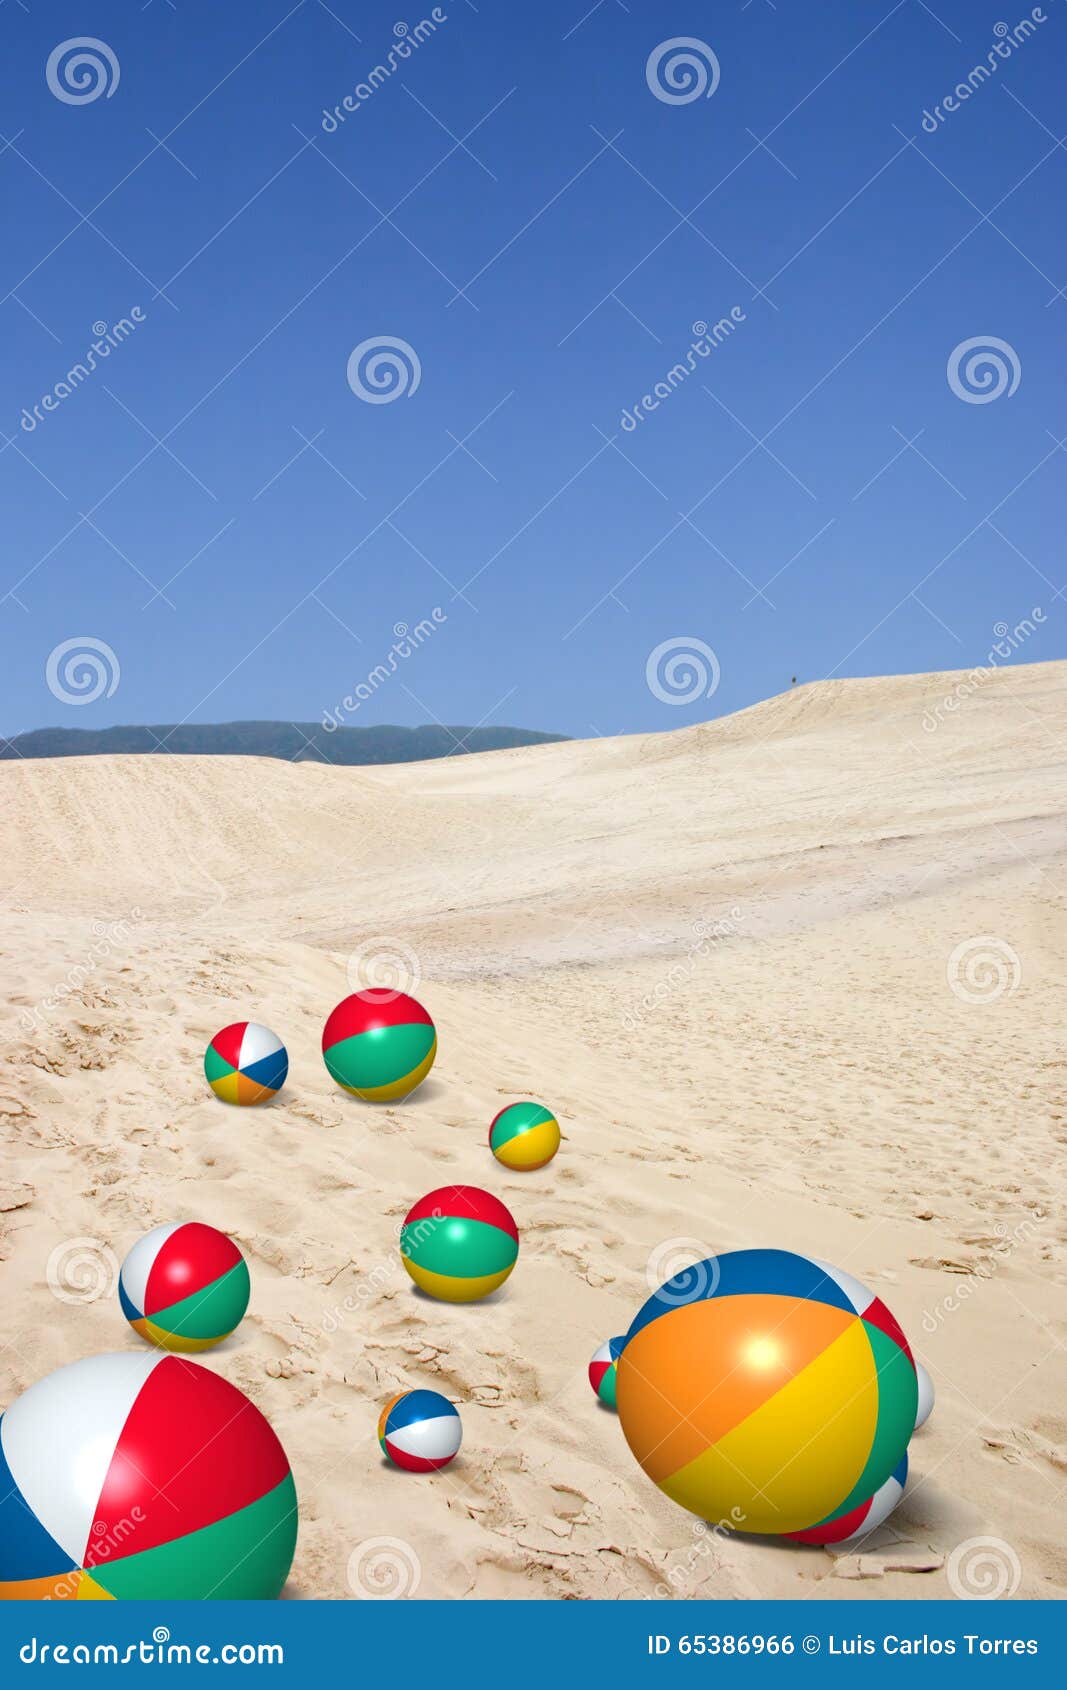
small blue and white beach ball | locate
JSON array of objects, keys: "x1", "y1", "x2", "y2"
[{"x1": 378, "y1": 1389, "x2": 462, "y2": 1473}]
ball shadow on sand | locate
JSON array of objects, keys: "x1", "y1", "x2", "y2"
[{"x1": 339, "y1": 1077, "x2": 449, "y2": 1106}]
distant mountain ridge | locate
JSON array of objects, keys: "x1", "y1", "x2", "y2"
[{"x1": 0, "y1": 721, "x2": 568, "y2": 766}]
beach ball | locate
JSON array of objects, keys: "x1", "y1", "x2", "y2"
[
  {"x1": 378, "y1": 1389, "x2": 462, "y2": 1473},
  {"x1": 400, "y1": 1186, "x2": 518, "y2": 1302},
  {"x1": 119, "y1": 1222, "x2": 250, "y2": 1353},
  {"x1": 0, "y1": 1352, "x2": 296, "y2": 1600},
  {"x1": 322, "y1": 990, "x2": 436, "y2": 1102},
  {"x1": 489, "y1": 1101, "x2": 561, "y2": 1171},
  {"x1": 616, "y1": 1250, "x2": 917, "y2": 1536},
  {"x1": 788, "y1": 1453, "x2": 908, "y2": 1547},
  {"x1": 204, "y1": 1021, "x2": 287, "y2": 1104},
  {"x1": 914, "y1": 1361, "x2": 935, "y2": 1430},
  {"x1": 589, "y1": 1336, "x2": 626, "y2": 1409}
]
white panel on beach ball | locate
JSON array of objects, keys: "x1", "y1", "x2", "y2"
[{"x1": 914, "y1": 1361, "x2": 934, "y2": 1429}]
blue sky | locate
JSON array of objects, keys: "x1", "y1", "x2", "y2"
[{"x1": 1, "y1": 0, "x2": 1064, "y2": 740}]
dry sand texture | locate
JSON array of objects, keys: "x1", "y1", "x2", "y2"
[{"x1": 1, "y1": 659, "x2": 1065, "y2": 1600}]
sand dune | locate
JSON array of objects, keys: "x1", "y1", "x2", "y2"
[{"x1": 2, "y1": 661, "x2": 1065, "y2": 1599}]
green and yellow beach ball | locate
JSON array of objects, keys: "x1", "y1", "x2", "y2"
[{"x1": 489, "y1": 1101, "x2": 561, "y2": 1171}]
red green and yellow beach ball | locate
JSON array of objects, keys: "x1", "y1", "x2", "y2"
[
  {"x1": 204, "y1": 1021, "x2": 287, "y2": 1105},
  {"x1": 119, "y1": 1222, "x2": 250, "y2": 1353},
  {"x1": 489, "y1": 1101, "x2": 560, "y2": 1171},
  {"x1": 0, "y1": 1352, "x2": 296, "y2": 1599},
  {"x1": 616, "y1": 1249, "x2": 917, "y2": 1536},
  {"x1": 322, "y1": 990, "x2": 436, "y2": 1102},
  {"x1": 400, "y1": 1186, "x2": 518, "y2": 1303}
]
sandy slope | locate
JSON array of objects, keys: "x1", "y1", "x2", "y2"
[{"x1": 2, "y1": 660, "x2": 1065, "y2": 1601}]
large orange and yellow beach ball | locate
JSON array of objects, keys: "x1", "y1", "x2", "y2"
[{"x1": 616, "y1": 1249, "x2": 917, "y2": 1536}]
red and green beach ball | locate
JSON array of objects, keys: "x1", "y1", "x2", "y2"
[
  {"x1": 0, "y1": 1353, "x2": 296, "y2": 1599},
  {"x1": 322, "y1": 990, "x2": 437, "y2": 1102},
  {"x1": 119, "y1": 1222, "x2": 250, "y2": 1354},
  {"x1": 400, "y1": 1186, "x2": 518, "y2": 1302}
]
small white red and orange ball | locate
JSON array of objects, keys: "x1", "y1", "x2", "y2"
[
  {"x1": 204, "y1": 1022, "x2": 287, "y2": 1105},
  {"x1": 589, "y1": 1336, "x2": 626, "y2": 1408},
  {"x1": 378, "y1": 1390, "x2": 462, "y2": 1472},
  {"x1": 489, "y1": 1101, "x2": 561, "y2": 1171}
]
